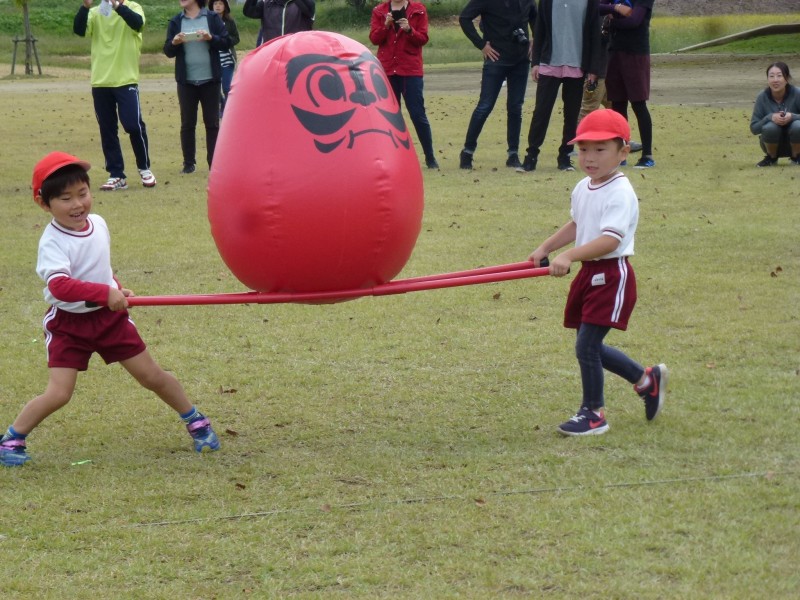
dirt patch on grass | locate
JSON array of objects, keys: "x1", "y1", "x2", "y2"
[{"x1": 1, "y1": 53, "x2": 793, "y2": 109}]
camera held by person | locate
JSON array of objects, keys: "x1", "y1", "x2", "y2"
[{"x1": 511, "y1": 27, "x2": 528, "y2": 45}]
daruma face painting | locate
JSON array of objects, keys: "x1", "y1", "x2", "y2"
[{"x1": 208, "y1": 31, "x2": 425, "y2": 295}]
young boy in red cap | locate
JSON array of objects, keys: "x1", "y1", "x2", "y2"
[
  {"x1": 0, "y1": 152, "x2": 220, "y2": 466},
  {"x1": 528, "y1": 108, "x2": 667, "y2": 435}
]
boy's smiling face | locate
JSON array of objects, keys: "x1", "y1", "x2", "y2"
[
  {"x1": 576, "y1": 139, "x2": 630, "y2": 184},
  {"x1": 36, "y1": 180, "x2": 93, "y2": 231}
]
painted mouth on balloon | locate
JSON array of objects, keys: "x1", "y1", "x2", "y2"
[{"x1": 313, "y1": 129, "x2": 410, "y2": 153}]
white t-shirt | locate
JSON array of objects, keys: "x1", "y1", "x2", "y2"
[
  {"x1": 37, "y1": 214, "x2": 118, "y2": 313},
  {"x1": 570, "y1": 172, "x2": 638, "y2": 259}
]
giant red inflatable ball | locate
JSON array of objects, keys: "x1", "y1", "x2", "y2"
[{"x1": 208, "y1": 31, "x2": 425, "y2": 294}]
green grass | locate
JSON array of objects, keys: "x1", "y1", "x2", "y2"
[
  {"x1": 0, "y1": 0, "x2": 798, "y2": 72},
  {"x1": 0, "y1": 56, "x2": 799, "y2": 596}
]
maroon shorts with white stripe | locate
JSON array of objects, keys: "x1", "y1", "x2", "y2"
[
  {"x1": 43, "y1": 306, "x2": 147, "y2": 370},
  {"x1": 564, "y1": 257, "x2": 637, "y2": 331}
]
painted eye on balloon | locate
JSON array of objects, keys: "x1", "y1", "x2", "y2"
[
  {"x1": 369, "y1": 61, "x2": 391, "y2": 101},
  {"x1": 286, "y1": 52, "x2": 410, "y2": 153},
  {"x1": 306, "y1": 65, "x2": 347, "y2": 106}
]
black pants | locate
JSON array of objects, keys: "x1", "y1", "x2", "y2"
[
  {"x1": 524, "y1": 75, "x2": 584, "y2": 162},
  {"x1": 92, "y1": 85, "x2": 151, "y2": 178},
  {"x1": 177, "y1": 81, "x2": 221, "y2": 168}
]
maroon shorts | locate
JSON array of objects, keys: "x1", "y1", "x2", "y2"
[
  {"x1": 606, "y1": 51, "x2": 650, "y2": 103},
  {"x1": 564, "y1": 257, "x2": 637, "y2": 331},
  {"x1": 43, "y1": 306, "x2": 146, "y2": 371}
]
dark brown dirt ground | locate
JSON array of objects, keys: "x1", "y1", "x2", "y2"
[{"x1": 1, "y1": 53, "x2": 795, "y2": 110}]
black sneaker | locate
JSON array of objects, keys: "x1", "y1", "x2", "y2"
[
  {"x1": 506, "y1": 153, "x2": 522, "y2": 169},
  {"x1": 181, "y1": 164, "x2": 196, "y2": 174},
  {"x1": 516, "y1": 155, "x2": 537, "y2": 173},
  {"x1": 558, "y1": 159, "x2": 576, "y2": 172},
  {"x1": 634, "y1": 363, "x2": 668, "y2": 421},
  {"x1": 629, "y1": 141, "x2": 643, "y2": 153},
  {"x1": 557, "y1": 407, "x2": 609, "y2": 436},
  {"x1": 459, "y1": 150, "x2": 473, "y2": 170},
  {"x1": 756, "y1": 155, "x2": 777, "y2": 168},
  {"x1": 426, "y1": 157, "x2": 440, "y2": 170},
  {"x1": 790, "y1": 156, "x2": 800, "y2": 166}
]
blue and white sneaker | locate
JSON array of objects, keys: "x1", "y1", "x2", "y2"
[
  {"x1": 557, "y1": 407, "x2": 609, "y2": 437},
  {"x1": 635, "y1": 364, "x2": 668, "y2": 421},
  {"x1": 186, "y1": 417, "x2": 220, "y2": 453},
  {"x1": 634, "y1": 156, "x2": 655, "y2": 169},
  {"x1": 0, "y1": 438, "x2": 31, "y2": 467}
]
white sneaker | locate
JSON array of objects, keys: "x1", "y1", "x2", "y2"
[
  {"x1": 100, "y1": 177, "x2": 128, "y2": 191},
  {"x1": 139, "y1": 169, "x2": 156, "y2": 188}
]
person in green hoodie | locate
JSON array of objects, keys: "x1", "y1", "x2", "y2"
[{"x1": 74, "y1": 0, "x2": 157, "y2": 191}]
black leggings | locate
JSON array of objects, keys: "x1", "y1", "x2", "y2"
[{"x1": 612, "y1": 100, "x2": 653, "y2": 156}]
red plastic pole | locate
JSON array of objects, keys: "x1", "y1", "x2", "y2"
[{"x1": 126, "y1": 263, "x2": 551, "y2": 307}]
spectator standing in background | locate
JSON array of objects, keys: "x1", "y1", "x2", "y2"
[
  {"x1": 458, "y1": 0, "x2": 537, "y2": 171},
  {"x1": 213, "y1": 0, "x2": 240, "y2": 117},
  {"x1": 370, "y1": 0, "x2": 439, "y2": 169},
  {"x1": 243, "y1": 0, "x2": 315, "y2": 44},
  {"x1": 73, "y1": 0, "x2": 157, "y2": 191},
  {"x1": 601, "y1": 0, "x2": 656, "y2": 169},
  {"x1": 518, "y1": 0, "x2": 601, "y2": 173},
  {"x1": 163, "y1": 0, "x2": 232, "y2": 174}
]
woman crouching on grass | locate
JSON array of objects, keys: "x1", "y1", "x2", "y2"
[{"x1": 750, "y1": 61, "x2": 800, "y2": 167}]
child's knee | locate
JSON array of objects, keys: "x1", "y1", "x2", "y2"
[{"x1": 138, "y1": 368, "x2": 174, "y2": 392}]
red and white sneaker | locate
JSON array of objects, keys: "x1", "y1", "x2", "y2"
[
  {"x1": 100, "y1": 177, "x2": 128, "y2": 191},
  {"x1": 139, "y1": 169, "x2": 157, "y2": 188},
  {"x1": 635, "y1": 364, "x2": 668, "y2": 421},
  {"x1": 557, "y1": 407, "x2": 609, "y2": 436}
]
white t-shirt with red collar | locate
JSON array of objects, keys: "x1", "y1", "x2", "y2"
[
  {"x1": 37, "y1": 214, "x2": 119, "y2": 314},
  {"x1": 570, "y1": 172, "x2": 638, "y2": 259}
]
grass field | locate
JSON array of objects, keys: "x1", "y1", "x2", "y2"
[{"x1": 1, "y1": 20, "x2": 799, "y2": 600}]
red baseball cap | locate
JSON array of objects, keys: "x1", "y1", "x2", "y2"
[
  {"x1": 31, "y1": 151, "x2": 91, "y2": 199},
  {"x1": 569, "y1": 108, "x2": 630, "y2": 144}
]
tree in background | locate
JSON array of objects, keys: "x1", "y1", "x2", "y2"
[{"x1": 14, "y1": 0, "x2": 38, "y2": 75}]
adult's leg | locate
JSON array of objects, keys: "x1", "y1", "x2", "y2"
[
  {"x1": 177, "y1": 83, "x2": 199, "y2": 168},
  {"x1": 578, "y1": 77, "x2": 606, "y2": 123},
  {"x1": 611, "y1": 100, "x2": 629, "y2": 122},
  {"x1": 630, "y1": 100, "x2": 653, "y2": 156},
  {"x1": 787, "y1": 120, "x2": 800, "y2": 158},
  {"x1": 399, "y1": 76, "x2": 436, "y2": 161},
  {"x1": 220, "y1": 64, "x2": 234, "y2": 116},
  {"x1": 614, "y1": 52, "x2": 653, "y2": 157},
  {"x1": 523, "y1": 74, "x2": 562, "y2": 159},
  {"x1": 115, "y1": 85, "x2": 152, "y2": 172},
  {"x1": 92, "y1": 87, "x2": 126, "y2": 178},
  {"x1": 463, "y1": 60, "x2": 506, "y2": 153},
  {"x1": 759, "y1": 121, "x2": 784, "y2": 158},
  {"x1": 198, "y1": 81, "x2": 221, "y2": 167},
  {"x1": 504, "y1": 59, "x2": 530, "y2": 155},
  {"x1": 558, "y1": 76, "x2": 585, "y2": 162}
]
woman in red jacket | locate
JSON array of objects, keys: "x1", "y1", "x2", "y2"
[{"x1": 370, "y1": 0, "x2": 438, "y2": 169}]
